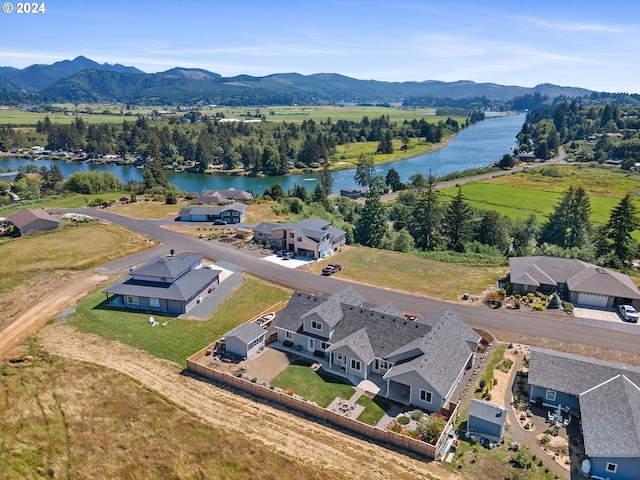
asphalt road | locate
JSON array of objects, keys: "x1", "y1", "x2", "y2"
[{"x1": 62, "y1": 208, "x2": 640, "y2": 357}]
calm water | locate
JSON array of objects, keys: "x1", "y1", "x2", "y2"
[{"x1": 1, "y1": 113, "x2": 524, "y2": 194}]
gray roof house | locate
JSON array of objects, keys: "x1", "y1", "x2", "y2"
[
  {"x1": 275, "y1": 288, "x2": 480, "y2": 412},
  {"x1": 192, "y1": 188, "x2": 253, "y2": 204},
  {"x1": 467, "y1": 399, "x2": 507, "y2": 443},
  {"x1": 223, "y1": 322, "x2": 267, "y2": 359},
  {"x1": 103, "y1": 253, "x2": 221, "y2": 315},
  {"x1": 508, "y1": 256, "x2": 640, "y2": 308},
  {"x1": 528, "y1": 347, "x2": 640, "y2": 480},
  {"x1": 177, "y1": 203, "x2": 247, "y2": 223},
  {"x1": 7, "y1": 208, "x2": 60, "y2": 236},
  {"x1": 254, "y1": 218, "x2": 346, "y2": 259}
]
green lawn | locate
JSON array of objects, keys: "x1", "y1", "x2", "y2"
[
  {"x1": 270, "y1": 359, "x2": 355, "y2": 408},
  {"x1": 70, "y1": 277, "x2": 290, "y2": 368},
  {"x1": 356, "y1": 395, "x2": 392, "y2": 426}
]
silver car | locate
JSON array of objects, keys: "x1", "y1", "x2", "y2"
[{"x1": 619, "y1": 304, "x2": 639, "y2": 323}]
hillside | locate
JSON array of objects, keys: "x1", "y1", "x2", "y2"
[{"x1": 0, "y1": 56, "x2": 597, "y2": 106}]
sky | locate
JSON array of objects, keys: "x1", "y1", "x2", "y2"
[{"x1": 0, "y1": 0, "x2": 639, "y2": 93}]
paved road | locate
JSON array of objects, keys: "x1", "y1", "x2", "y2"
[{"x1": 60, "y1": 207, "x2": 640, "y2": 357}]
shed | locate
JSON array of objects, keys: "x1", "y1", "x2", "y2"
[
  {"x1": 223, "y1": 322, "x2": 267, "y2": 359},
  {"x1": 467, "y1": 398, "x2": 507, "y2": 442},
  {"x1": 7, "y1": 208, "x2": 60, "y2": 236}
]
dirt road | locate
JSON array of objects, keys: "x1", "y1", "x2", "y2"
[{"x1": 39, "y1": 324, "x2": 461, "y2": 480}]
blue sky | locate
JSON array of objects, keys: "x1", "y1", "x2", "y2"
[{"x1": 1, "y1": 0, "x2": 639, "y2": 93}]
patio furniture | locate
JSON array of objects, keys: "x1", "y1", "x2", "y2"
[
  {"x1": 563, "y1": 416, "x2": 571, "y2": 427},
  {"x1": 547, "y1": 411, "x2": 555, "y2": 422}
]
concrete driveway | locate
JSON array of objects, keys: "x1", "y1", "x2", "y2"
[
  {"x1": 573, "y1": 307, "x2": 623, "y2": 324},
  {"x1": 262, "y1": 254, "x2": 315, "y2": 269}
]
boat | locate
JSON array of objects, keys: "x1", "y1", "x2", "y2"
[{"x1": 255, "y1": 312, "x2": 275, "y2": 328}]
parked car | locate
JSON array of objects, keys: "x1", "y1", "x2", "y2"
[
  {"x1": 322, "y1": 263, "x2": 342, "y2": 275},
  {"x1": 213, "y1": 219, "x2": 227, "y2": 225},
  {"x1": 619, "y1": 304, "x2": 639, "y2": 323},
  {"x1": 276, "y1": 249, "x2": 286, "y2": 257},
  {"x1": 282, "y1": 251, "x2": 295, "y2": 260}
]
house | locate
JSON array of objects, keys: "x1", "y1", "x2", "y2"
[
  {"x1": 177, "y1": 203, "x2": 247, "y2": 224},
  {"x1": 275, "y1": 288, "x2": 480, "y2": 412},
  {"x1": 0, "y1": 171, "x2": 19, "y2": 182},
  {"x1": 528, "y1": 347, "x2": 640, "y2": 480},
  {"x1": 192, "y1": 188, "x2": 253, "y2": 204},
  {"x1": 340, "y1": 187, "x2": 367, "y2": 199},
  {"x1": 223, "y1": 322, "x2": 267, "y2": 359},
  {"x1": 508, "y1": 256, "x2": 640, "y2": 309},
  {"x1": 516, "y1": 152, "x2": 536, "y2": 162},
  {"x1": 103, "y1": 253, "x2": 221, "y2": 315},
  {"x1": 254, "y1": 218, "x2": 346, "y2": 259},
  {"x1": 467, "y1": 398, "x2": 507, "y2": 443},
  {"x1": 7, "y1": 208, "x2": 60, "y2": 236}
]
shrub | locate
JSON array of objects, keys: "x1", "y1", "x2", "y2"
[
  {"x1": 479, "y1": 379, "x2": 487, "y2": 390},
  {"x1": 398, "y1": 415, "x2": 410, "y2": 425},
  {"x1": 524, "y1": 423, "x2": 530, "y2": 430},
  {"x1": 514, "y1": 300, "x2": 521, "y2": 309},
  {"x1": 531, "y1": 303, "x2": 544, "y2": 311},
  {"x1": 548, "y1": 293, "x2": 561, "y2": 309},
  {"x1": 562, "y1": 301, "x2": 574, "y2": 313},
  {"x1": 409, "y1": 409, "x2": 424, "y2": 421}
]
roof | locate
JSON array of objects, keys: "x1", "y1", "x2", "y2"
[
  {"x1": 468, "y1": 398, "x2": 507, "y2": 426},
  {"x1": 7, "y1": 208, "x2": 60, "y2": 229},
  {"x1": 529, "y1": 347, "x2": 640, "y2": 458},
  {"x1": 103, "y1": 268, "x2": 220, "y2": 302},
  {"x1": 253, "y1": 218, "x2": 346, "y2": 243},
  {"x1": 193, "y1": 188, "x2": 252, "y2": 204},
  {"x1": 179, "y1": 203, "x2": 247, "y2": 217},
  {"x1": 132, "y1": 253, "x2": 203, "y2": 280},
  {"x1": 509, "y1": 256, "x2": 640, "y2": 299},
  {"x1": 225, "y1": 322, "x2": 266, "y2": 343}
]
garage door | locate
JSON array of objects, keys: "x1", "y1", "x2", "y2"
[{"x1": 577, "y1": 292, "x2": 609, "y2": 307}]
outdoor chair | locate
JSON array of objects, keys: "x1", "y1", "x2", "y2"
[{"x1": 547, "y1": 411, "x2": 555, "y2": 422}]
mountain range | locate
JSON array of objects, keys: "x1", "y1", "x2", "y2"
[{"x1": 0, "y1": 56, "x2": 599, "y2": 106}]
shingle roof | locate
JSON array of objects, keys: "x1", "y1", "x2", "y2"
[
  {"x1": 468, "y1": 398, "x2": 507, "y2": 426},
  {"x1": 225, "y1": 322, "x2": 265, "y2": 343},
  {"x1": 529, "y1": 347, "x2": 640, "y2": 458},
  {"x1": 132, "y1": 253, "x2": 203, "y2": 280},
  {"x1": 372, "y1": 303, "x2": 406, "y2": 318},
  {"x1": 302, "y1": 299, "x2": 344, "y2": 328},
  {"x1": 193, "y1": 188, "x2": 252, "y2": 204},
  {"x1": 7, "y1": 208, "x2": 60, "y2": 229},
  {"x1": 328, "y1": 286, "x2": 364, "y2": 307},
  {"x1": 104, "y1": 268, "x2": 220, "y2": 302},
  {"x1": 180, "y1": 203, "x2": 247, "y2": 216}
]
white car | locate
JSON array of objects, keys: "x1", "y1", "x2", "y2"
[{"x1": 619, "y1": 304, "x2": 639, "y2": 323}]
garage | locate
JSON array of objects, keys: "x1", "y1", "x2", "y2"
[{"x1": 577, "y1": 292, "x2": 609, "y2": 308}]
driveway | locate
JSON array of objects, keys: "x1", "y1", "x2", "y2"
[
  {"x1": 262, "y1": 254, "x2": 315, "y2": 269},
  {"x1": 573, "y1": 307, "x2": 622, "y2": 324}
]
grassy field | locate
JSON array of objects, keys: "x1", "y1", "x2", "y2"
[
  {"x1": 0, "y1": 222, "x2": 151, "y2": 295},
  {"x1": 270, "y1": 359, "x2": 356, "y2": 408},
  {"x1": 0, "y1": 348, "x2": 331, "y2": 480},
  {"x1": 0, "y1": 109, "x2": 133, "y2": 125},
  {"x1": 320, "y1": 246, "x2": 507, "y2": 301},
  {"x1": 71, "y1": 276, "x2": 291, "y2": 368},
  {"x1": 0, "y1": 192, "x2": 127, "y2": 216},
  {"x1": 108, "y1": 200, "x2": 181, "y2": 219}
]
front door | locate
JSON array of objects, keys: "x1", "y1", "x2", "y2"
[{"x1": 308, "y1": 338, "x2": 314, "y2": 352}]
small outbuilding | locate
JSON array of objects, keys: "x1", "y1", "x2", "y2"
[
  {"x1": 467, "y1": 398, "x2": 507, "y2": 443},
  {"x1": 223, "y1": 322, "x2": 267, "y2": 359},
  {"x1": 7, "y1": 208, "x2": 60, "y2": 236}
]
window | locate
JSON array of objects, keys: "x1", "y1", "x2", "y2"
[
  {"x1": 289, "y1": 233, "x2": 294, "y2": 238},
  {"x1": 321, "y1": 342, "x2": 330, "y2": 350},
  {"x1": 286, "y1": 331, "x2": 293, "y2": 339},
  {"x1": 350, "y1": 359, "x2": 361, "y2": 371},
  {"x1": 420, "y1": 390, "x2": 433, "y2": 403},
  {"x1": 546, "y1": 390, "x2": 557, "y2": 402},
  {"x1": 311, "y1": 321, "x2": 322, "y2": 331},
  {"x1": 297, "y1": 237, "x2": 302, "y2": 242},
  {"x1": 606, "y1": 463, "x2": 617, "y2": 473},
  {"x1": 126, "y1": 295, "x2": 139, "y2": 305},
  {"x1": 149, "y1": 298, "x2": 160, "y2": 308},
  {"x1": 336, "y1": 353, "x2": 343, "y2": 362}
]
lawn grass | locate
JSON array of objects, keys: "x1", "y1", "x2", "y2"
[
  {"x1": 71, "y1": 276, "x2": 291, "y2": 368},
  {"x1": 474, "y1": 343, "x2": 508, "y2": 401},
  {"x1": 108, "y1": 200, "x2": 181, "y2": 219},
  {"x1": 0, "y1": 192, "x2": 128, "y2": 216},
  {"x1": 356, "y1": 395, "x2": 392, "y2": 426},
  {"x1": 270, "y1": 359, "x2": 355, "y2": 408},
  {"x1": 0, "y1": 109, "x2": 133, "y2": 125},
  {"x1": 330, "y1": 246, "x2": 507, "y2": 300},
  {"x1": 0, "y1": 222, "x2": 151, "y2": 295}
]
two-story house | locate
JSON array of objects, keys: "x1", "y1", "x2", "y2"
[{"x1": 254, "y1": 218, "x2": 346, "y2": 259}]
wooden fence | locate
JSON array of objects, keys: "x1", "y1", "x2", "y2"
[{"x1": 187, "y1": 354, "x2": 460, "y2": 461}]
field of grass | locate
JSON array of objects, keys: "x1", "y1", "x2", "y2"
[
  {"x1": 108, "y1": 200, "x2": 180, "y2": 219},
  {"x1": 328, "y1": 246, "x2": 507, "y2": 301},
  {"x1": 0, "y1": 348, "x2": 330, "y2": 480},
  {"x1": 356, "y1": 395, "x2": 392, "y2": 426},
  {"x1": 0, "y1": 192, "x2": 127, "y2": 216},
  {"x1": 0, "y1": 109, "x2": 132, "y2": 126},
  {"x1": 0, "y1": 222, "x2": 151, "y2": 295},
  {"x1": 71, "y1": 276, "x2": 290, "y2": 368},
  {"x1": 270, "y1": 359, "x2": 356, "y2": 408}
]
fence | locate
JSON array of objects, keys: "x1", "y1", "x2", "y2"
[{"x1": 187, "y1": 354, "x2": 460, "y2": 461}]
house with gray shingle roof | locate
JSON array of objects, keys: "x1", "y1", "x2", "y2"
[
  {"x1": 529, "y1": 347, "x2": 640, "y2": 480},
  {"x1": 192, "y1": 188, "x2": 252, "y2": 205},
  {"x1": 103, "y1": 252, "x2": 221, "y2": 315},
  {"x1": 7, "y1": 208, "x2": 60, "y2": 236},
  {"x1": 223, "y1": 322, "x2": 267, "y2": 358},
  {"x1": 254, "y1": 218, "x2": 346, "y2": 259},
  {"x1": 177, "y1": 203, "x2": 246, "y2": 223},
  {"x1": 275, "y1": 289, "x2": 480, "y2": 412},
  {"x1": 508, "y1": 256, "x2": 640, "y2": 308}
]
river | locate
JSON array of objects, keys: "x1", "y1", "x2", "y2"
[{"x1": 0, "y1": 113, "x2": 524, "y2": 195}]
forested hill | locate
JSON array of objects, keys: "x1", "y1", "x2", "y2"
[{"x1": 0, "y1": 56, "x2": 610, "y2": 107}]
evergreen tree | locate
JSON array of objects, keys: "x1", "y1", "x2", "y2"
[
  {"x1": 408, "y1": 174, "x2": 442, "y2": 250},
  {"x1": 354, "y1": 153, "x2": 376, "y2": 189},
  {"x1": 376, "y1": 130, "x2": 394, "y2": 154},
  {"x1": 385, "y1": 167, "x2": 402, "y2": 191},
  {"x1": 478, "y1": 210, "x2": 510, "y2": 253},
  {"x1": 319, "y1": 162, "x2": 334, "y2": 195},
  {"x1": 539, "y1": 186, "x2": 591, "y2": 248},
  {"x1": 443, "y1": 186, "x2": 473, "y2": 250},
  {"x1": 354, "y1": 191, "x2": 388, "y2": 248},
  {"x1": 597, "y1": 194, "x2": 640, "y2": 267}
]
